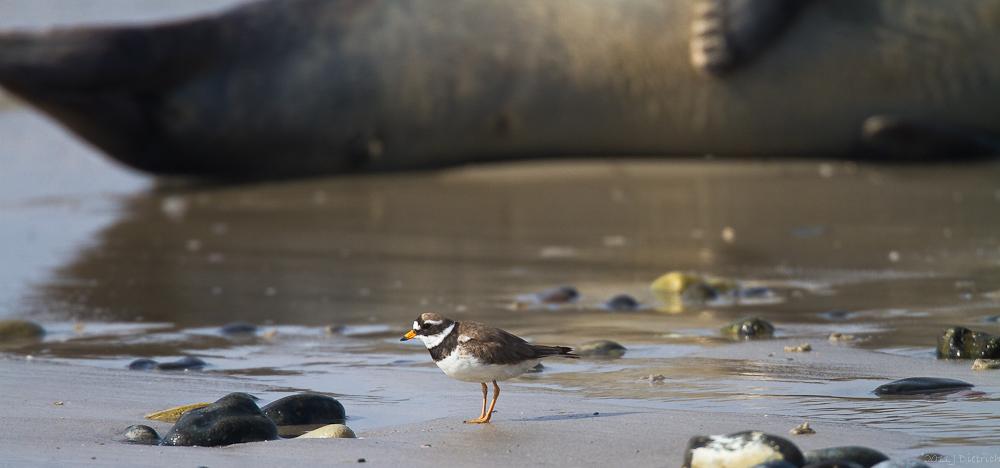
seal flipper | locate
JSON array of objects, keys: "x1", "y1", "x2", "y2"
[
  {"x1": 0, "y1": 19, "x2": 223, "y2": 173},
  {"x1": 861, "y1": 115, "x2": 1000, "y2": 159},
  {"x1": 690, "y1": 0, "x2": 810, "y2": 75}
]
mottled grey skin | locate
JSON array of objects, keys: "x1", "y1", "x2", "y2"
[{"x1": 1, "y1": 0, "x2": 1000, "y2": 178}]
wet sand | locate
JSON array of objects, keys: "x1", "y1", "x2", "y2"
[{"x1": 7, "y1": 341, "x2": 970, "y2": 468}]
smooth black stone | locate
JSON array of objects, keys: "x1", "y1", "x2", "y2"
[
  {"x1": 605, "y1": 294, "x2": 640, "y2": 312},
  {"x1": 803, "y1": 461, "x2": 865, "y2": 468},
  {"x1": 127, "y1": 358, "x2": 159, "y2": 370},
  {"x1": 819, "y1": 310, "x2": 851, "y2": 321},
  {"x1": 936, "y1": 326, "x2": 1000, "y2": 359},
  {"x1": 0, "y1": 319, "x2": 46, "y2": 345},
  {"x1": 220, "y1": 321, "x2": 258, "y2": 335},
  {"x1": 735, "y1": 287, "x2": 774, "y2": 299},
  {"x1": 871, "y1": 460, "x2": 932, "y2": 468},
  {"x1": 575, "y1": 340, "x2": 627, "y2": 358},
  {"x1": 160, "y1": 392, "x2": 279, "y2": 447},
  {"x1": 261, "y1": 394, "x2": 346, "y2": 426},
  {"x1": 804, "y1": 446, "x2": 890, "y2": 468},
  {"x1": 537, "y1": 286, "x2": 579, "y2": 304},
  {"x1": 873, "y1": 377, "x2": 974, "y2": 396},
  {"x1": 680, "y1": 282, "x2": 719, "y2": 304},
  {"x1": 154, "y1": 356, "x2": 207, "y2": 371},
  {"x1": 751, "y1": 461, "x2": 798, "y2": 468},
  {"x1": 684, "y1": 431, "x2": 804, "y2": 468},
  {"x1": 325, "y1": 324, "x2": 347, "y2": 335},
  {"x1": 123, "y1": 425, "x2": 160, "y2": 445},
  {"x1": 720, "y1": 316, "x2": 775, "y2": 339}
]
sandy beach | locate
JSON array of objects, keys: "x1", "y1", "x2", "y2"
[{"x1": 5, "y1": 336, "x2": 996, "y2": 467}]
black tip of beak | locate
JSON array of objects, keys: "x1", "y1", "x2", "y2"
[{"x1": 400, "y1": 337, "x2": 408, "y2": 341}]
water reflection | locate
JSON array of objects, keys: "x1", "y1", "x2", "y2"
[{"x1": 22, "y1": 161, "x2": 1000, "y2": 331}]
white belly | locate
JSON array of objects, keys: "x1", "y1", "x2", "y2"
[{"x1": 435, "y1": 351, "x2": 539, "y2": 383}]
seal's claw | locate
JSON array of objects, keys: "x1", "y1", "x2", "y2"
[{"x1": 690, "y1": 0, "x2": 810, "y2": 75}]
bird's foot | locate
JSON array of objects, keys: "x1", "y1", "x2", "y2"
[{"x1": 463, "y1": 417, "x2": 492, "y2": 424}]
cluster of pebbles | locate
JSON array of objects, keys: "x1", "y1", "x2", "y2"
[
  {"x1": 518, "y1": 285, "x2": 644, "y2": 313},
  {"x1": 516, "y1": 285, "x2": 634, "y2": 358},
  {"x1": 124, "y1": 392, "x2": 353, "y2": 447},
  {"x1": 683, "y1": 430, "x2": 934, "y2": 468},
  {"x1": 523, "y1": 274, "x2": 782, "y2": 358},
  {"x1": 649, "y1": 271, "x2": 995, "y2": 467},
  {"x1": 650, "y1": 271, "x2": 778, "y2": 313}
]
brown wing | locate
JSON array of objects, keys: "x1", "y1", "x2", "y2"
[{"x1": 460, "y1": 322, "x2": 577, "y2": 365}]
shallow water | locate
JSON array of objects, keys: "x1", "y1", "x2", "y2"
[{"x1": 2, "y1": 0, "x2": 1000, "y2": 459}]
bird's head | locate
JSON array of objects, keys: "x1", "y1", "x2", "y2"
[{"x1": 401, "y1": 313, "x2": 456, "y2": 347}]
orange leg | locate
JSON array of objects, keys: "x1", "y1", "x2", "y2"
[
  {"x1": 464, "y1": 380, "x2": 500, "y2": 424},
  {"x1": 464, "y1": 382, "x2": 488, "y2": 423}
]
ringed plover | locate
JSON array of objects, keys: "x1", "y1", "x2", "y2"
[{"x1": 401, "y1": 313, "x2": 577, "y2": 423}]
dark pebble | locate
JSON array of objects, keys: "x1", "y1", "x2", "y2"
[
  {"x1": 804, "y1": 446, "x2": 889, "y2": 468},
  {"x1": 536, "y1": 286, "x2": 579, "y2": 304},
  {"x1": 820, "y1": 310, "x2": 851, "y2": 321},
  {"x1": 160, "y1": 392, "x2": 279, "y2": 447},
  {"x1": 123, "y1": 425, "x2": 160, "y2": 445},
  {"x1": 720, "y1": 316, "x2": 775, "y2": 339},
  {"x1": 735, "y1": 287, "x2": 774, "y2": 299},
  {"x1": 221, "y1": 321, "x2": 258, "y2": 335},
  {"x1": 873, "y1": 377, "x2": 974, "y2": 396},
  {"x1": 936, "y1": 326, "x2": 1000, "y2": 359},
  {"x1": 680, "y1": 282, "x2": 720, "y2": 304},
  {"x1": 871, "y1": 460, "x2": 932, "y2": 468},
  {"x1": 262, "y1": 393, "x2": 346, "y2": 437},
  {"x1": 751, "y1": 461, "x2": 799, "y2": 468},
  {"x1": 685, "y1": 431, "x2": 804, "y2": 468},
  {"x1": 127, "y1": 358, "x2": 159, "y2": 370},
  {"x1": 605, "y1": 294, "x2": 640, "y2": 312},
  {"x1": 325, "y1": 324, "x2": 347, "y2": 335},
  {"x1": 0, "y1": 319, "x2": 46, "y2": 347},
  {"x1": 575, "y1": 340, "x2": 626, "y2": 358},
  {"x1": 802, "y1": 461, "x2": 865, "y2": 468},
  {"x1": 154, "y1": 356, "x2": 208, "y2": 371}
]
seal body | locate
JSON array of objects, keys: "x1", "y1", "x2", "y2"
[{"x1": 1, "y1": 0, "x2": 1000, "y2": 177}]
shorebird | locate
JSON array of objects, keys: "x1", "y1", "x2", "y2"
[{"x1": 401, "y1": 313, "x2": 577, "y2": 423}]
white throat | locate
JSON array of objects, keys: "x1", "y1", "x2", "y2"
[{"x1": 417, "y1": 322, "x2": 455, "y2": 349}]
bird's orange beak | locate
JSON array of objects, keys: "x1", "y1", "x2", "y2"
[{"x1": 400, "y1": 330, "x2": 417, "y2": 341}]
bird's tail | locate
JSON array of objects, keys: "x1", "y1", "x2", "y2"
[{"x1": 532, "y1": 345, "x2": 579, "y2": 359}]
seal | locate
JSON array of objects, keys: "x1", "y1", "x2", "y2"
[{"x1": 1, "y1": 0, "x2": 999, "y2": 178}]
